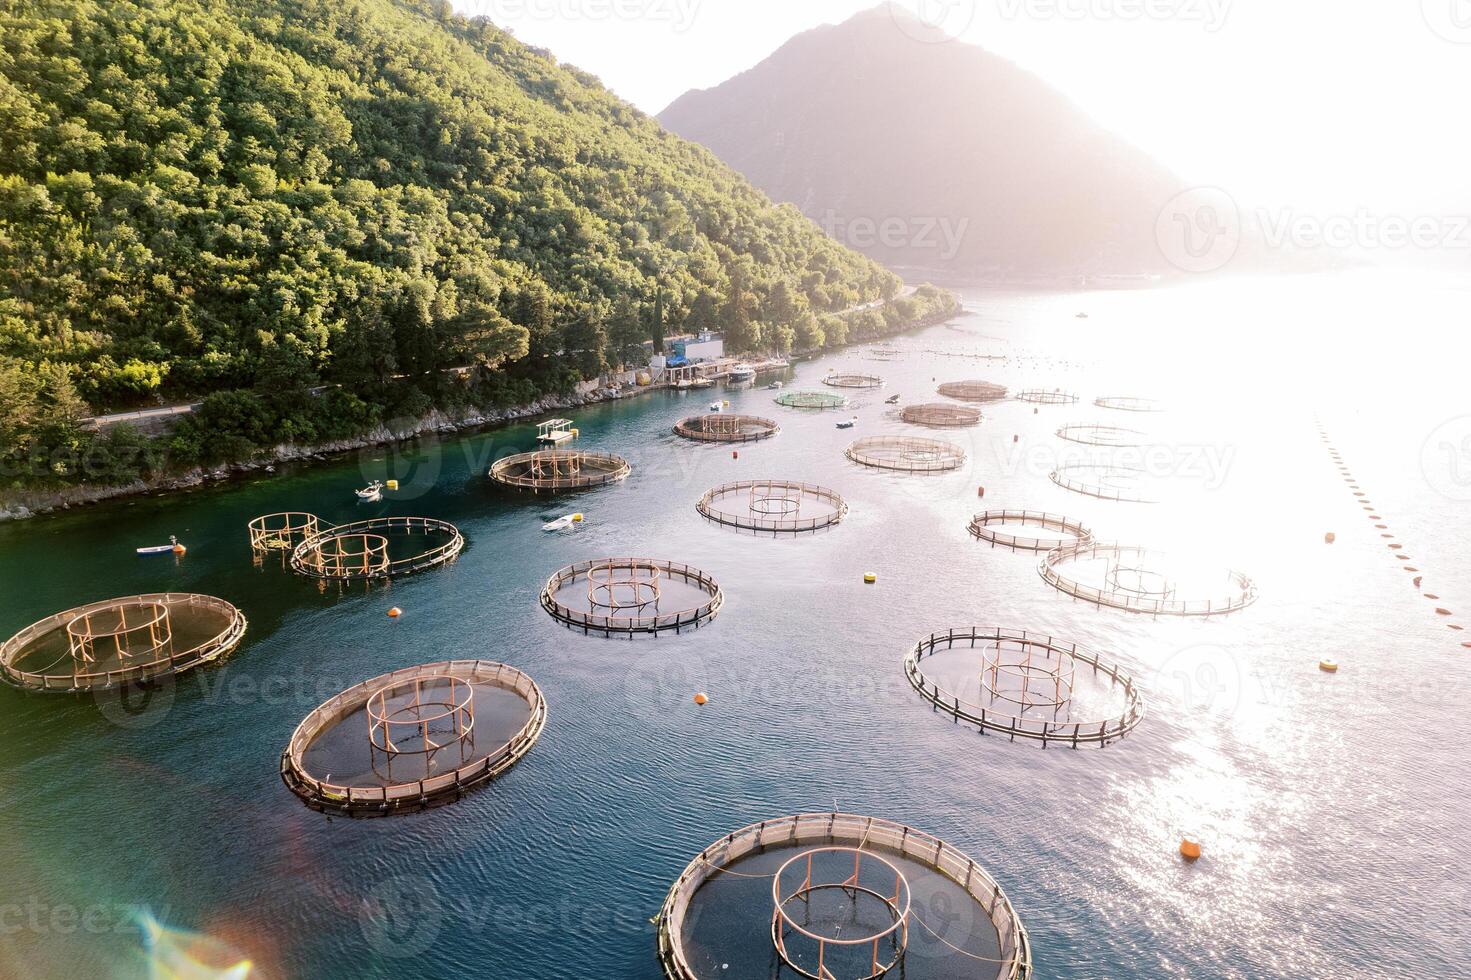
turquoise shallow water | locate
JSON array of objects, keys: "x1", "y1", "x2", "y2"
[{"x1": 1, "y1": 273, "x2": 1469, "y2": 979}]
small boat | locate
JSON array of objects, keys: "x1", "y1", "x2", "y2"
[
  {"x1": 1076, "y1": 312, "x2": 1090, "y2": 319},
  {"x1": 766, "y1": 381, "x2": 784, "y2": 390},
  {"x1": 708, "y1": 401, "x2": 725, "y2": 413},
  {"x1": 836, "y1": 417, "x2": 858, "y2": 429},
  {"x1": 137, "y1": 535, "x2": 182, "y2": 556},
  {"x1": 885, "y1": 394, "x2": 900, "y2": 404},
  {"x1": 356, "y1": 480, "x2": 384, "y2": 503},
  {"x1": 542, "y1": 513, "x2": 584, "y2": 532}
]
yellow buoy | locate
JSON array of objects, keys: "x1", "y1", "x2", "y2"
[
  {"x1": 863, "y1": 572, "x2": 877, "y2": 584},
  {"x1": 572, "y1": 514, "x2": 585, "y2": 523},
  {"x1": 1179, "y1": 838, "x2": 1202, "y2": 861},
  {"x1": 387, "y1": 607, "x2": 403, "y2": 619},
  {"x1": 693, "y1": 692, "x2": 709, "y2": 705},
  {"x1": 386, "y1": 479, "x2": 399, "y2": 490},
  {"x1": 1319, "y1": 659, "x2": 1338, "y2": 673}
]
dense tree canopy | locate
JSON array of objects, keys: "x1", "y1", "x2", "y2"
[{"x1": 0, "y1": 0, "x2": 950, "y2": 489}]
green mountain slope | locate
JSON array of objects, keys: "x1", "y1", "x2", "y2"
[{"x1": 0, "y1": 0, "x2": 932, "y2": 483}]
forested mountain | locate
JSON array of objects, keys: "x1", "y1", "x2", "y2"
[
  {"x1": 658, "y1": 4, "x2": 1184, "y2": 276},
  {"x1": 0, "y1": 0, "x2": 946, "y2": 485}
]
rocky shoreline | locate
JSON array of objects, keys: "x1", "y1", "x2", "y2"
[
  {"x1": 0, "y1": 387, "x2": 622, "y2": 523},
  {"x1": 0, "y1": 301, "x2": 961, "y2": 524}
]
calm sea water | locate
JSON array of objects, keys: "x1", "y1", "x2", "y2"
[{"x1": 1, "y1": 272, "x2": 1468, "y2": 979}]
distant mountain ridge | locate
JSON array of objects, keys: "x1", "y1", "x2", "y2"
[{"x1": 659, "y1": 4, "x2": 1185, "y2": 276}]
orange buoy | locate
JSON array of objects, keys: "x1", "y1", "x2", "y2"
[
  {"x1": 1319, "y1": 659, "x2": 1339, "y2": 673},
  {"x1": 387, "y1": 607, "x2": 403, "y2": 619},
  {"x1": 693, "y1": 692, "x2": 709, "y2": 705},
  {"x1": 1324, "y1": 532, "x2": 1336, "y2": 544},
  {"x1": 732, "y1": 451, "x2": 739, "y2": 460},
  {"x1": 977, "y1": 486, "x2": 986, "y2": 498},
  {"x1": 1013, "y1": 434, "x2": 1019, "y2": 444},
  {"x1": 1179, "y1": 839, "x2": 1202, "y2": 861},
  {"x1": 172, "y1": 544, "x2": 187, "y2": 555}
]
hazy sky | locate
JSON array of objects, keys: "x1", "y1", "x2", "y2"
[{"x1": 454, "y1": 0, "x2": 1471, "y2": 217}]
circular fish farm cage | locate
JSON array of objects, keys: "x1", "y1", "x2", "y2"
[
  {"x1": 968, "y1": 510, "x2": 1094, "y2": 552},
  {"x1": 1, "y1": 594, "x2": 247, "y2": 693},
  {"x1": 937, "y1": 380, "x2": 1008, "y2": 403},
  {"x1": 489, "y1": 449, "x2": 631, "y2": 494},
  {"x1": 1055, "y1": 424, "x2": 1148, "y2": 447},
  {"x1": 697, "y1": 480, "x2": 849, "y2": 534},
  {"x1": 1039, "y1": 543, "x2": 1258, "y2": 617},
  {"x1": 1017, "y1": 389, "x2": 1079, "y2": 405},
  {"x1": 290, "y1": 517, "x2": 464, "y2": 580},
  {"x1": 904, "y1": 627, "x2": 1144, "y2": 746},
  {"x1": 673, "y1": 414, "x2": 780, "y2": 444},
  {"x1": 540, "y1": 558, "x2": 723, "y2": 637},
  {"x1": 655, "y1": 812, "x2": 1032, "y2": 980},
  {"x1": 775, "y1": 390, "x2": 848, "y2": 411},
  {"x1": 1049, "y1": 463, "x2": 1158, "y2": 503},
  {"x1": 1095, "y1": 396, "x2": 1165, "y2": 413},
  {"x1": 901, "y1": 403, "x2": 983, "y2": 428},
  {"x1": 822, "y1": 373, "x2": 884, "y2": 390},
  {"x1": 280, "y1": 660, "x2": 545, "y2": 817},
  {"x1": 248, "y1": 512, "x2": 323, "y2": 556},
  {"x1": 846, "y1": 436, "x2": 966, "y2": 473}
]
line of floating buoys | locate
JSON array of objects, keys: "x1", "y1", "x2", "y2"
[
  {"x1": 1317, "y1": 422, "x2": 1465, "y2": 644},
  {"x1": 1179, "y1": 839, "x2": 1202, "y2": 861}
]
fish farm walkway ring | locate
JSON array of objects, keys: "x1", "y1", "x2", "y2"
[
  {"x1": 772, "y1": 847, "x2": 912, "y2": 980},
  {"x1": 846, "y1": 436, "x2": 966, "y2": 473},
  {"x1": 822, "y1": 373, "x2": 884, "y2": 389},
  {"x1": 1017, "y1": 389, "x2": 1079, "y2": 405},
  {"x1": 674, "y1": 414, "x2": 780, "y2": 443},
  {"x1": 1055, "y1": 424, "x2": 1148, "y2": 447},
  {"x1": 1, "y1": 593, "x2": 247, "y2": 693},
  {"x1": 902, "y1": 403, "x2": 983, "y2": 428},
  {"x1": 249, "y1": 512, "x2": 323, "y2": 555},
  {"x1": 490, "y1": 450, "x2": 631, "y2": 493},
  {"x1": 281, "y1": 660, "x2": 545, "y2": 817},
  {"x1": 697, "y1": 480, "x2": 849, "y2": 534},
  {"x1": 904, "y1": 627, "x2": 1143, "y2": 746},
  {"x1": 541, "y1": 558, "x2": 723, "y2": 637},
  {"x1": 969, "y1": 510, "x2": 1093, "y2": 551},
  {"x1": 938, "y1": 380, "x2": 1008, "y2": 403},
  {"x1": 655, "y1": 812, "x2": 1033, "y2": 980},
  {"x1": 1039, "y1": 543, "x2": 1258, "y2": 617},
  {"x1": 1095, "y1": 396, "x2": 1165, "y2": 413},
  {"x1": 290, "y1": 517, "x2": 464, "y2": 580},
  {"x1": 775, "y1": 391, "x2": 848, "y2": 410},
  {"x1": 1050, "y1": 464, "x2": 1158, "y2": 503}
]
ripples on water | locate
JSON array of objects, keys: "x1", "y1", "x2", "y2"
[{"x1": 1, "y1": 272, "x2": 1468, "y2": 979}]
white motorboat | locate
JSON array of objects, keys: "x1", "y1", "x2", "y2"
[
  {"x1": 137, "y1": 535, "x2": 182, "y2": 556},
  {"x1": 356, "y1": 480, "x2": 384, "y2": 502},
  {"x1": 836, "y1": 417, "x2": 858, "y2": 429},
  {"x1": 542, "y1": 513, "x2": 584, "y2": 532}
]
